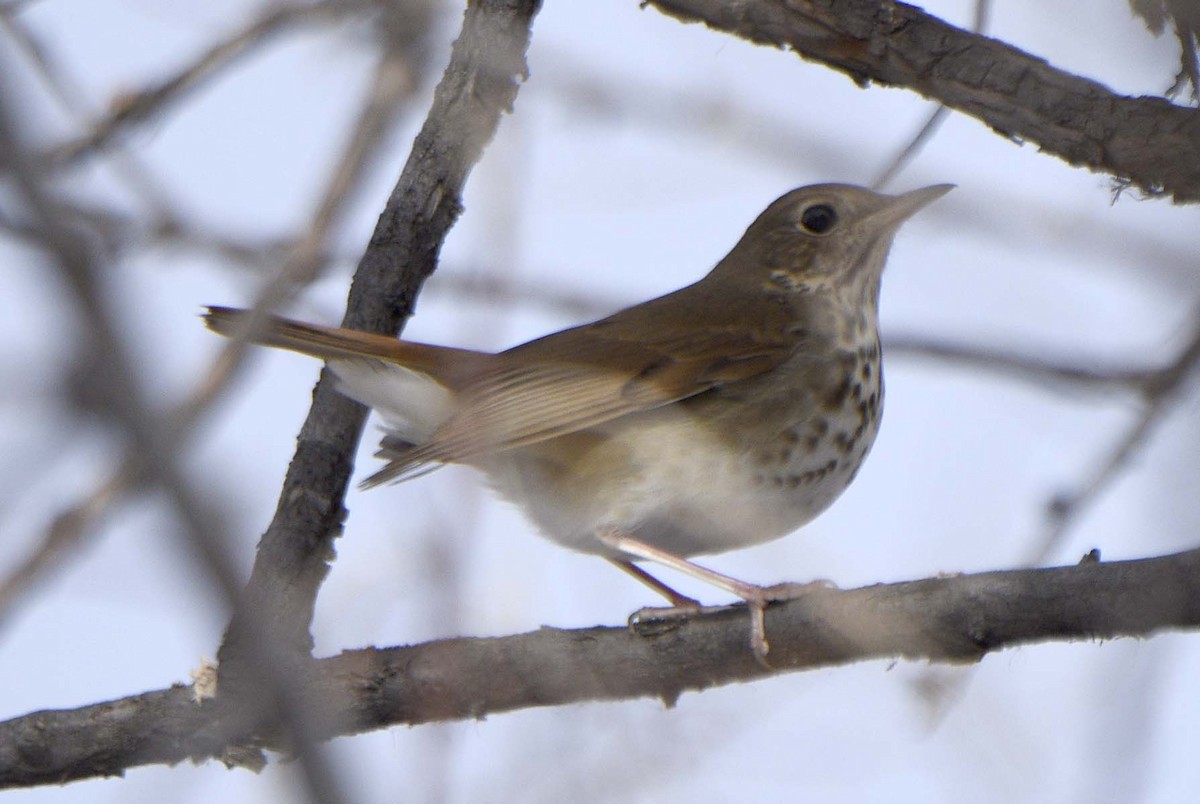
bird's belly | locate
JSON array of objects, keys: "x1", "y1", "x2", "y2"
[{"x1": 480, "y1": 402, "x2": 878, "y2": 559}]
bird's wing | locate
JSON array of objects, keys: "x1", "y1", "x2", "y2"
[
  {"x1": 366, "y1": 297, "x2": 801, "y2": 484},
  {"x1": 202, "y1": 304, "x2": 804, "y2": 487}
]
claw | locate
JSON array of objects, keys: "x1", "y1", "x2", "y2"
[{"x1": 601, "y1": 529, "x2": 834, "y2": 662}]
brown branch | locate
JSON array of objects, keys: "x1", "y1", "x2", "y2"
[
  {"x1": 0, "y1": 0, "x2": 535, "y2": 758},
  {"x1": 1, "y1": 0, "x2": 539, "y2": 794},
  {"x1": 872, "y1": 0, "x2": 991, "y2": 189},
  {"x1": 3, "y1": 546, "x2": 1198, "y2": 788},
  {"x1": 646, "y1": 0, "x2": 1200, "y2": 202},
  {"x1": 214, "y1": 0, "x2": 544, "y2": 682}
]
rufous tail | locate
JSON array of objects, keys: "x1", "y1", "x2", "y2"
[{"x1": 202, "y1": 306, "x2": 486, "y2": 387}]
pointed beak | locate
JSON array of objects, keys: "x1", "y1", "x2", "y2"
[{"x1": 869, "y1": 183, "x2": 954, "y2": 228}]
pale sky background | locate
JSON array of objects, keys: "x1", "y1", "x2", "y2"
[{"x1": 3, "y1": 1, "x2": 1200, "y2": 802}]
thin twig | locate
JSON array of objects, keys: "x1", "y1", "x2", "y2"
[
  {"x1": 885, "y1": 335, "x2": 1157, "y2": 395},
  {"x1": 0, "y1": 66, "x2": 349, "y2": 802},
  {"x1": 46, "y1": 1, "x2": 358, "y2": 166},
  {"x1": 0, "y1": 43, "x2": 419, "y2": 630},
  {"x1": 1028, "y1": 316, "x2": 1200, "y2": 564}
]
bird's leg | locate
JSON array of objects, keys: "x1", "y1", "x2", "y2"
[
  {"x1": 607, "y1": 559, "x2": 702, "y2": 608},
  {"x1": 599, "y1": 530, "x2": 822, "y2": 663}
]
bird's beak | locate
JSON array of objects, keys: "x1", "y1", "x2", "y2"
[{"x1": 869, "y1": 183, "x2": 955, "y2": 228}]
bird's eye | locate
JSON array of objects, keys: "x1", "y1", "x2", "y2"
[{"x1": 799, "y1": 203, "x2": 838, "y2": 235}]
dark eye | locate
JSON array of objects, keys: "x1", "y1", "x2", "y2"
[{"x1": 799, "y1": 203, "x2": 838, "y2": 234}]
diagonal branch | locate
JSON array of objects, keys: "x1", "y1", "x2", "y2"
[
  {"x1": 45, "y1": 1, "x2": 358, "y2": 166},
  {"x1": 0, "y1": 43, "x2": 417, "y2": 631},
  {"x1": 646, "y1": 0, "x2": 1200, "y2": 202},
  {"x1": 0, "y1": 54, "x2": 349, "y2": 802},
  {"x1": 215, "y1": 0, "x2": 544, "y2": 679},
  {"x1": 1030, "y1": 315, "x2": 1200, "y2": 563},
  {"x1": 3, "y1": 546, "x2": 1198, "y2": 789}
]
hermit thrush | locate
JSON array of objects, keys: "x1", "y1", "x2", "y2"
[{"x1": 205, "y1": 182, "x2": 951, "y2": 660}]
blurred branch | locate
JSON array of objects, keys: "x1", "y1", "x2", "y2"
[
  {"x1": 647, "y1": 0, "x2": 1200, "y2": 203},
  {"x1": 0, "y1": 48, "x2": 353, "y2": 804},
  {"x1": 46, "y1": 0, "x2": 359, "y2": 166},
  {"x1": 1030, "y1": 316, "x2": 1200, "y2": 563},
  {"x1": 873, "y1": 104, "x2": 950, "y2": 191},
  {"x1": 186, "y1": 38, "x2": 422, "y2": 422},
  {"x1": 0, "y1": 34, "x2": 424, "y2": 783},
  {"x1": 884, "y1": 335, "x2": 1163, "y2": 394},
  {"x1": 1, "y1": 0, "x2": 314, "y2": 257},
  {"x1": 0, "y1": 39, "x2": 418, "y2": 630},
  {"x1": 0, "y1": 0, "x2": 42, "y2": 12},
  {"x1": 0, "y1": 468, "x2": 129, "y2": 621},
  {"x1": 534, "y1": 49, "x2": 860, "y2": 177},
  {"x1": 3, "y1": 545, "x2": 1199, "y2": 788},
  {"x1": 0, "y1": 1, "x2": 178, "y2": 215}
]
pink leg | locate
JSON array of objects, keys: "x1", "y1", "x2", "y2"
[
  {"x1": 599, "y1": 530, "x2": 821, "y2": 662},
  {"x1": 608, "y1": 559, "x2": 702, "y2": 608}
]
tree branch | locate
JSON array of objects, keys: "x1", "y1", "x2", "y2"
[
  {"x1": 0, "y1": 25, "x2": 423, "y2": 633},
  {"x1": 646, "y1": 0, "x2": 1200, "y2": 202},
  {"x1": 45, "y1": 1, "x2": 357, "y2": 166},
  {"x1": 1028, "y1": 314, "x2": 1200, "y2": 563},
  {"x1": 3, "y1": 546, "x2": 1198, "y2": 788},
  {"x1": 215, "y1": 0, "x2": 543, "y2": 681}
]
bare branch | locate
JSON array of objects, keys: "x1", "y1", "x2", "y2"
[
  {"x1": 46, "y1": 1, "x2": 357, "y2": 166},
  {"x1": 0, "y1": 52, "x2": 357, "y2": 802},
  {"x1": 214, "y1": 0, "x2": 544, "y2": 677},
  {"x1": 884, "y1": 335, "x2": 1160, "y2": 395},
  {"x1": 1030, "y1": 316, "x2": 1200, "y2": 562},
  {"x1": 646, "y1": 0, "x2": 1200, "y2": 202},
  {"x1": 0, "y1": 30, "x2": 422, "y2": 631},
  {"x1": 0, "y1": 468, "x2": 129, "y2": 624},
  {"x1": 3, "y1": 546, "x2": 1198, "y2": 788}
]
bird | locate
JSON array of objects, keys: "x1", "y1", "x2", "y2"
[{"x1": 205, "y1": 182, "x2": 952, "y2": 660}]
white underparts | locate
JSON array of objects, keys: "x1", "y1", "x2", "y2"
[{"x1": 329, "y1": 359, "x2": 453, "y2": 445}]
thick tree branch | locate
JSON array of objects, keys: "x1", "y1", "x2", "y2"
[
  {"x1": 646, "y1": 0, "x2": 1200, "y2": 202},
  {"x1": 3, "y1": 547, "x2": 1198, "y2": 789},
  {"x1": 0, "y1": 0, "x2": 541, "y2": 791}
]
